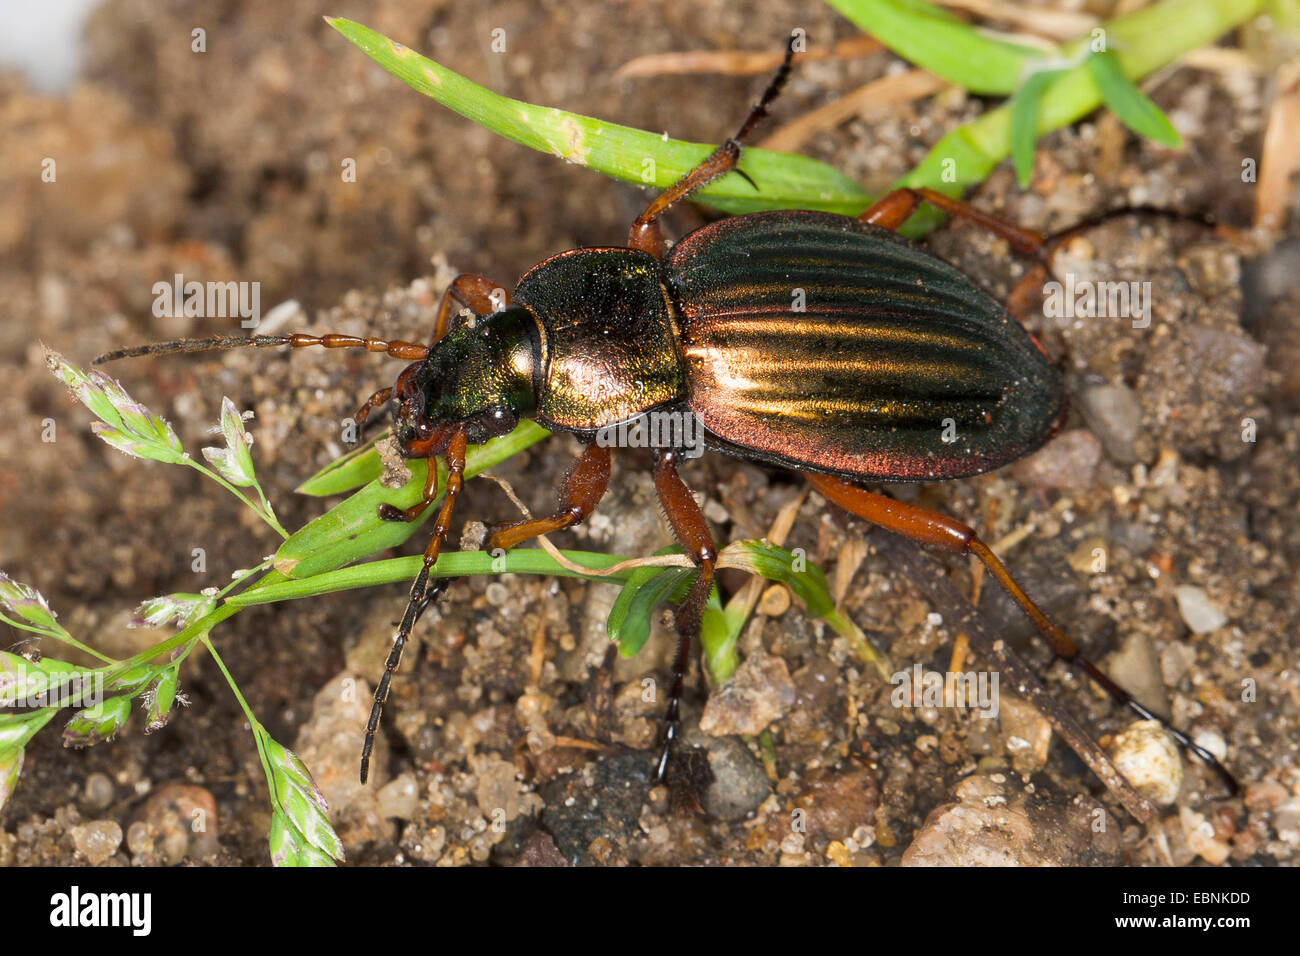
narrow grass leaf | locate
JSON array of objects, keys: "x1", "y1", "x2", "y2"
[
  {"x1": 326, "y1": 17, "x2": 871, "y2": 217},
  {"x1": 1086, "y1": 50, "x2": 1182, "y2": 147},
  {"x1": 607, "y1": 556, "x2": 693, "y2": 659},
  {"x1": 274, "y1": 420, "x2": 550, "y2": 579},
  {"x1": 1009, "y1": 69, "x2": 1063, "y2": 187},
  {"x1": 295, "y1": 433, "x2": 387, "y2": 496},
  {"x1": 826, "y1": 0, "x2": 1039, "y2": 95}
]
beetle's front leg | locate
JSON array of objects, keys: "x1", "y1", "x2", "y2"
[
  {"x1": 348, "y1": 385, "x2": 394, "y2": 444},
  {"x1": 432, "y1": 273, "x2": 511, "y2": 345},
  {"x1": 377, "y1": 454, "x2": 441, "y2": 523},
  {"x1": 361, "y1": 430, "x2": 469, "y2": 784},
  {"x1": 485, "y1": 443, "x2": 611, "y2": 550},
  {"x1": 651, "y1": 448, "x2": 717, "y2": 782}
]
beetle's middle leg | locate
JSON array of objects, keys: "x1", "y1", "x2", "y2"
[
  {"x1": 857, "y1": 188, "x2": 1206, "y2": 317},
  {"x1": 858, "y1": 188, "x2": 1058, "y2": 317},
  {"x1": 628, "y1": 34, "x2": 798, "y2": 259},
  {"x1": 651, "y1": 448, "x2": 718, "y2": 782},
  {"x1": 485, "y1": 443, "x2": 611, "y2": 550},
  {"x1": 860, "y1": 187, "x2": 1048, "y2": 255}
]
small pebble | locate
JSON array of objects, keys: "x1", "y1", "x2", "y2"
[
  {"x1": 1079, "y1": 384, "x2": 1142, "y2": 465},
  {"x1": 83, "y1": 772, "x2": 114, "y2": 811},
  {"x1": 758, "y1": 584, "x2": 790, "y2": 616},
  {"x1": 1191, "y1": 725, "x2": 1227, "y2": 762},
  {"x1": 1010, "y1": 429, "x2": 1101, "y2": 491},
  {"x1": 1274, "y1": 798, "x2": 1300, "y2": 846},
  {"x1": 72, "y1": 820, "x2": 123, "y2": 865},
  {"x1": 126, "y1": 821, "x2": 154, "y2": 858},
  {"x1": 1180, "y1": 806, "x2": 1231, "y2": 864},
  {"x1": 700, "y1": 649, "x2": 795, "y2": 736},
  {"x1": 1068, "y1": 537, "x2": 1109, "y2": 574},
  {"x1": 902, "y1": 774, "x2": 1119, "y2": 865},
  {"x1": 377, "y1": 773, "x2": 420, "y2": 821},
  {"x1": 1108, "y1": 720, "x2": 1183, "y2": 806},
  {"x1": 1174, "y1": 586, "x2": 1228, "y2": 634},
  {"x1": 134, "y1": 784, "x2": 220, "y2": 863},
  {"x1": 998, "y1": 695, "x2": 1052, "y2": 772}
]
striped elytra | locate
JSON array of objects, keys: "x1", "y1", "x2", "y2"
[{"x1": 663, "y1": 210, "x2": 1066, "y2": 481}]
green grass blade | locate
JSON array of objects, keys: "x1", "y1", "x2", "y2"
[
  {"x1": 604, "y1": 545, "x2": 691, "y2": 658},
  {"x1": 325, "y1": 16, "x2": 871, "y2": 217},
  {"x1": 1086, "y1": 50, "x2": 1182, "y2": 147},
  {"x1": 608, "y1": 565, "x2": 696, "y2": 659},
  {"x1": 229, "y1": 549, "x2": 637, "y2": 607},
  {"x1": 826, "y1": 0, "x2": 1040, "y2": 95},
  {"x1": 697, "y1": 595, "x2": 733, "y2": 683},
  {"x1": 1009, "y1": 69, "x2": 1063, "y2": 187},
  {"x1": 274, "y1": 420, "x2": 550, "y2": 579},
  {"x1": 295, "y1": 433, "x2": 387, "y2": 496},
  {"x1": 898, "y1": 0, "x2": 1263, "y2": 222}
]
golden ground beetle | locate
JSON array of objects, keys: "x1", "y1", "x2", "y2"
[{"x1": 95, "y1": 35, "x2": 1237, "y2": 795}]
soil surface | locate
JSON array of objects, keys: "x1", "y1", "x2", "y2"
[{"x1": 1, "y1": 0, "x2": 1296, "y2": 867}]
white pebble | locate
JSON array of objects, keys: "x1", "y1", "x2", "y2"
[
  {"x1": 1108, "y1": 719, "x2": 1183, "y2": 806},
  {"x1": 1174, "y1": 586, "x2": 1227, "y2": 634},
  {"x1": 377, "y1": 773, "x2": 420, "y2": 820}
]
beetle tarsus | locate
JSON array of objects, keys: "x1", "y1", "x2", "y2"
[{"x1": 361, "y1": 567, "x2": 445, "y2": 784}]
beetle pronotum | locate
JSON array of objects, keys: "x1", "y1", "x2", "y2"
[{"x1": 94, "y1": 34, "x2": 1236, "y2": 794}]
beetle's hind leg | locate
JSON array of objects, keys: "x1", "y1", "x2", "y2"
[
  {"x1": 485, "y1": 443, "x2": 611, "y2": 551},
  {"x1": 650, "y1": 448, "x2": 718, "y2": 783},
  {"x1": 804, "y1": 472, "x2": 1239, "y2": 794},
  {"x1": 628, "y1": 32, "x2": 798, "y2": 259}
]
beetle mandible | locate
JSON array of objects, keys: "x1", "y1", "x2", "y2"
[{"x1": 95, "y1": 35, "x2": 1235, "y2": 792}]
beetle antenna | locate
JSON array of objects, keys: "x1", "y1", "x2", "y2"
[{"x1": 93, "y1": 332, "x2": 430, "y2": 365}]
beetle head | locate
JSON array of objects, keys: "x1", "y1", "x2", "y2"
[{"x1": 391, "y1": 305, "x2": 540, "y2": 456}]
